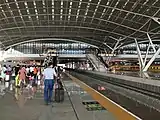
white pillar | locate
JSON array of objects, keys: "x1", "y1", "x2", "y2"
[
  {"x1": 135, "y1": 39, "x2": 144, "y2": 71},
  {"x1": 147, "y1": 33, "x2": 156, "y2": 53},
  {"x1": 111, "y1": 40, "x2": 119, "y2": 54},
  {"x1": 143, "y1": 47, "x2": 160, "y2": 71},
  {"x1": 143, "y1": 43, "x2": 150, "y2": 66}
]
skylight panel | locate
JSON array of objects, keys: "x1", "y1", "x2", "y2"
[
  {"x1": 68, "y1": 0, "x2": 73, "y2": 21},
  {"x1": 115, "y1": 0, "x2": 120, "y2": 6},
  {"x1": 76, "y1": 0, "x2": 82, "y2": 21},
  {"x1": 42, "y1": 0, "x2": 45, "y2": 6},
  {"x1": 15, "y1": 0, "x2": 25, "y2": 24},
  {"x1": 92, "y1": 0, "x2": 101, "y2": 19},
  {"x1": 146, "y1": 8, "x2": 149, "y2": 11},
  {"x1": 42, "y1": 0, "x2": 46, "y2": 14},
  {"x1": 152, "y1": 0, "x2": 158, "y2": 5},
  {"x1": 6, "y1": 0, "x2": 16, "y2": 23},
  {"x1": 60, "y1": 9, "x2": 63, "y2": 13},
  {"x1": 107, "y1": 8, "x2": 114, "y2": 20},
  {"x1": 123, "y1": 0, "x2": 129, "y2": 8},
  {"x1": 0, "y1": 4, "x2": 8, "y2": 23},
  {"x1": 52, "y1": 9, "x2": 54, "y2": 14},
  {"x1": 52, "y1": 0, "x2": 54, "y2": 20},
  {"x1": 100, "y1": 8, "x2": 106, "y2": 18},
  {"x1": 5, "y1": 0, "x2": 22, "y2": 34},
  {"x1": 52, "y1": 15, "x2": 54, "y2": 20},
  {"x1": 43, "y1": 9, "x2": 46, "y2": 13},
  {"x1": 33, "y1": 0, "x2": 39, "y2": 21},
  {"x1": 52, "y1": 0, "x2": 54, "y2": 6},
  {"x1": 61, "y1": 0, "x2": 63, "y2": 6},
  {"x1": 60, "y1": 0, "x2": 63, "y2": 21},
  {"x1": 83, "y1": 0, "x2": 91, "y2": 21},
  {"x1": 106, "y1": 0, "x2": 111, "y2": 6},
  {"x1": 35, "y1": 9, "x2": 38, "y2": 13},
  {"x1": 60, "y1": 15, "x2": 63, "y2": 21},
  {"x1": 107, "y1": 0, "x2": 120, "y2": 21},
  {"x1": 143, "y1": 0, "x2": 149, "y2": 5},
  {"x1": 24, "y1": 1, "x2": 28, "y2": 7},
  {"x1": 24, "y1": 1, "x2": 32, "y2": 20},
  {"x1": 121, "y1": 0, "x2": 137, "y2": 21},
  {"x1": 33, "y1": 0, "x2": 36, "y2": 6}
]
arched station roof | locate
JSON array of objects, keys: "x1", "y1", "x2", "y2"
[{"x1": 0, "y1": 0, "x2": 160, "y2": 49}]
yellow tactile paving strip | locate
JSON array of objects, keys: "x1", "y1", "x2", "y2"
[{"x1": 67, "y1": 73, "x2": 142, "y2": 120}]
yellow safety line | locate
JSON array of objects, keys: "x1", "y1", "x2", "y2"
[{"x1": 67, "y1": 73, "x2": 142, "y2": 120}]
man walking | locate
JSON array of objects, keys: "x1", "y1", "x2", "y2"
[{"x1": 43, "y1": 62, "x2": 57, "y2": 105}]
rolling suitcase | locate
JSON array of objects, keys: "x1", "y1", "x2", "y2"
[{"x1": 55, "y1": 80, "x2": 64, "y2": 102}]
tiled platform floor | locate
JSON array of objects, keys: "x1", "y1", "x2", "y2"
[{"x1": 0, "y1": 74, "x2": 116, "y2": 120}]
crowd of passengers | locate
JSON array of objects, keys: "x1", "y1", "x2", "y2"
[
  {"x1": 0, "y1": 64, "x2": 64, "y2": 101},
  {"x1": 0, "y1": 64, "x2": 42, "y2": 90}
]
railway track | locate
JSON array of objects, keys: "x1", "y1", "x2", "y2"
[
  {"x1": 69, "y1": 71, "x2": 160, "y2": 120},
  {"x1": 77, "y1": 71, "x2": 160, "y2": 100}
]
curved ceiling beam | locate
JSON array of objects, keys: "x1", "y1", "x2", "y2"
[
  {"x1": 0, "y1": 8, "x2": 144, "y2": 26},
  {"x1": 0, "y1": 0, "x2": 159, "y2": 47},
  {"x1": 138, "y1": 39, "x2": 160, "y2": 44},
  {"x1": 0, "y1": 26, "x2": 147, "y2": 40},
  {"x1": 0, "y1": 14, "x2": 155, "y2": 35},
  {"x1": 6, "y1": 38, "x2": 99, "y2": 49},
  {"x1": 0, "y1": 18, "x2": 143, "y2": 32},
  {"x1": 120, "y1": 8, "x2": 160, "y2": 41}
]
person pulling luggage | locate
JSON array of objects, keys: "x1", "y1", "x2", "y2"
[
  {"x1": 43, "y1": 62, "x2": 57, "y2": 105},
  {"x1": 54, "y1": 76, "x2": 64, "y2": 103}
]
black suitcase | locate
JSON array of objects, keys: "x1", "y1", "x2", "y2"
[{"x1": 55, "y1": 80, "x2": 64, "y2": 102}]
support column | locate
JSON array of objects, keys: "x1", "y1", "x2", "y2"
[
  {"x1": 143, "y1": 43, "x2": 150, "y2": 66},
  {"x1": 147, "y1": 33, "x2": 156, "y2": 53},
  {"x1": 143, "y1": 47, "x2": 160, "y2": 71},
  {"x1": 142, "y1": 33, "x2": 160, "y2": 71},
  {"x1": 135, "y1": 39, "x2": 144, "y2": 71},
  {"x1": 135, "y1": 35, "x2": 160, "y2": 72},
  {"x1": 111, "y1": 40, "x2": 120, "y2": 54},
  {"x1": 103, "y1": 43, "x2": 113, "y2": 65}
]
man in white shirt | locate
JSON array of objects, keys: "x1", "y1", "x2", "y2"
[{"x1": 43, "y1": 62, "x2": 57, "y2": 105}]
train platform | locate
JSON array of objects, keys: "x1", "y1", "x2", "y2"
[
  {"x1": 69, "y1": 70, "x2": 160, "y2": 120},
  {"x1": 0, "y1": 73, "x2": 117, "y2": 120},
  {"x1": 108, "y1": 71, "x2": 160, "y2": 80},
  {"x1": 81, "y1": 70, "x2": 160, "y2": 90}
]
